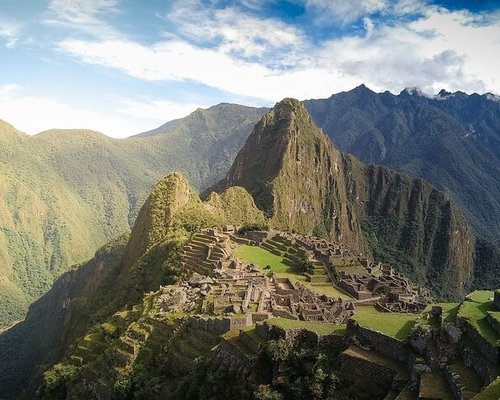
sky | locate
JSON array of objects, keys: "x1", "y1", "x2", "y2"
[{"x1": 0, "y1": 0, "x2": 499, "y2": 138}]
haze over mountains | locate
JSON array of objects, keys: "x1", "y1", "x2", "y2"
[{"x1": 0, "y1": 85, "x2": 498, "y2": 331}]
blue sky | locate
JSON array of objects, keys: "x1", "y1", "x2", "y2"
[{"x1": 0, "y1": 0, "x2": 499, "y2": 137}]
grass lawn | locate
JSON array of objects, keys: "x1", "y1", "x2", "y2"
[
  {"x1": 234, "y1": 244, "x2": 354, "y2": 299},
  {"x1": 353, "y1": 305, "x2": 417, "y2": 340},
  {"x1": 421, "y1": 303, "x2": 460, "y2": 328},
  {"x1": 468, "y1": 290, "x2": 494, "y2": 303},
  {"x1": 234, "y1": 244, "x2": 289, "y2": 273},
  {"x1": 472, "y1": 377, "x2": 500, "y2": 400},
  {"x1": 267, "y1": 317, "x2": 346, "y2": 335},
  {"x1": 488, "y1": 311, "x2": 500, "y2": 324},
  {"x1": 458, "y1": 291, "x2": 499, "y2": 346},
  {"x1": 277, "y1": 271, "x2": 354, "y2": 299}
]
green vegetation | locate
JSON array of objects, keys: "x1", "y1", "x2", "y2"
[
  {"x1": 458, "y1": 291, "x2": 499, "y2": 346},
  {"x1": 208, "y1": 98, "x2": 479, "y2": 301},
  {"x1": 353, "y1": 306, "x2": 417, "y2": 340},
  {"x1": 234, "y1": 244, "x2": 289, "y2": 273},
  {"x1": 0, "y1": 105, "x2": 266, "y2": 328},
  {"x1": 473, "y1": 377, "x2": 500, "y2": 400},
  {"x1": 421, "y1": 303, "x2": 460, "y2": 328},
  {"x1": 305, "y1": 87, "x2": 500, "y2": 248},
  {"x1": 267, "y1": 317, "x2": 346, "y2": 336},
  {"x1": 233, "y1": 244, "x2": 353, "y2": 299}
]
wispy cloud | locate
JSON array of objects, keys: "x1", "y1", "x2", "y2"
[
  {"x1": 302, "y1": 0, "x2": 388, "y2": 24},
  {"x1": 165, "y1": 2, "x2": 306, "y2": 64},
  {"x1": 0, "y1": 17, "x2": 22, "y2": 48},
  {"x1": 113, "y1": 96, "x2": 206, "y2": 121},
  {"x1": 57, "y1": 4, "x2": 500, "y2": 99},
  {"x1": 43, "y1": 0, "x2": 119, "y2": 37}
]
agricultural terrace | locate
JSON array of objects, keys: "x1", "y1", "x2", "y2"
[
  {"x1": 267, "y1": 317, "x2": 346, "y2": 336},
  {"x1": 353, "y1": 306, "x2": 417, "y2": 340},
  {"x1": 458, "y1": 291, "x2": 499, "y2": 346}
]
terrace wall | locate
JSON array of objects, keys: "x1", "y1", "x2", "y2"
[
  {"x1": 347, "y1": 320, "x2": 410, "y2": 363},
  {"x1": 486, "y1": 312, "x2": 500, "y2": 336},
  {"x1": 459, "y1": 317, "x2": 498, "y2": 363},
  {"x1": 340, "y1": 349, "x2": 396, "y2": 388}
]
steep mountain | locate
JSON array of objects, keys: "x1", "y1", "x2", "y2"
[
  {"x1": 207, "y1": 99, "x2": 476, "y2": 298},
  {"x1": 304, "y1": 86, "x2": 500, "y2": 246},
  {"x1": 0, "y1": 172, "x2": 264, "y2": 399},
  {"x1": 0, "y1": 104, "x2": 266, "y2": 328}
]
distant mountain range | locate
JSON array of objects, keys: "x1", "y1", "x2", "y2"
[
  {"x1": 305, "y1": 85, "x2": 500, "y2": 246},
  {"x1": 0, "y1": 86, "x2": 498, "y2": 330}
]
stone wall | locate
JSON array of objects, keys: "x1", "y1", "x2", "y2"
[
  {"x1": 494, "y1": 291, "x2": 500, "y2": 310},
  {"x1": 486, "y1": 312, "x2": 500, "y2": 336},
  {"x1": 459, "y1": 317, "x2": 498, "y2": 363},
  {"x1": 229, "y1": 314, "x2": 253, "y2": 330},
  {"x1": 347, "y1": 320, "x2": 410, "y2": 363},
  {"x1": 318, "y1": 333, "x2": 345, "y2": 353},
  {"x1": 239, "y1": 331, "x2": 261, "y2": 353},
  {"x1": 340, "y1": 349, "x2": 396, "y2": 388},
  {"x1": 213, "y1": 340, "x2": 251, "y2": 375},
  {"x1": 459, "y1": 343, "x2": 495, "y2": 387},
  {"x1": 445, "y1": 367, "x2": 465, "y2": 400}
]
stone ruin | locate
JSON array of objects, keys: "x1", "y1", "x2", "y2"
[
  {"x1": 238, "y1": 230, "x2": 428, "y2": 313},
  {"x1": 158, "y1": 228, "x2": 355, "y2": 327}
]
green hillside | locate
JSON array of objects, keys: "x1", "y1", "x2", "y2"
[{"x1": 0, "y1": 104, "x2": 266, "y2": 328}]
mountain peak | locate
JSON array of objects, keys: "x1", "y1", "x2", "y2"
[
  {"x1": 205, "y1": 98, "x2": 365, "y2": 250},
  {"x1": 401, "y1": 87, "x2": 424, "y2": 96},
  {"x1": 124, "y1": 172, "x2": 198, "y2": 266}
]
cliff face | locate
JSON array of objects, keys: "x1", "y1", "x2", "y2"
[
  {"x1": 343, "y1": 156, "x2": 475, "y2": 297},
  {"x1": 304, "y1": 86, "x2": 500, "y2": 246},
  {"x1": 123, "y1": 172, "x2": 198, "y2": 267},
  {"x1": 209, "y1": 98, "x2": 366, "y2": 253},
  {"x1": 209, "y1": 99, "x2": 476, "y2": 298}
]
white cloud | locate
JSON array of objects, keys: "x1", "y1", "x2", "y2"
[
  {"x1": 0, "y1": 17, "x2": 22, "y2": 48},
  {"x1": 303, "y1": 0, "x2": 388, "y2": 24},
  {"x1": 58, "y1": 37, "x2": 361, "y2": 101},
  {"x1": 43, "y1": 0, "x2": 119, "y2": 37},
  {"x1": 57, "y1": 5, "x2": 500, "y2": 101},
  {"x1": 166, "y1": 2, "x2": 306, "y2": 63},
  {"x1": 0, "y1": 84, "x2": 197, "y2": 138},
  {"x1": 318, "y1": 8, "x2": 500, "y2": 94}
]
